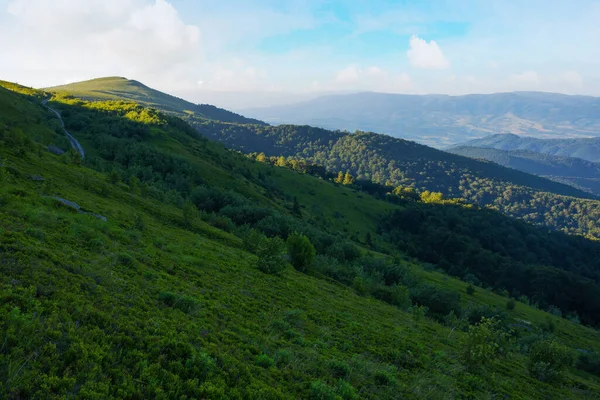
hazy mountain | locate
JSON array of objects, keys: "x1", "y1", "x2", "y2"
[
  {"x1": 448, "y1": 146, "x2": 600, "y2": 195},
  {"x1": 47, "y1": 77, "x2": 267, "y2": 125},
  {"x1": 241, "y1": 91, "x2": 600, "y2": 147},
  {"x1": 454, "y1": 133, "x2": 600, "y2": 163}
]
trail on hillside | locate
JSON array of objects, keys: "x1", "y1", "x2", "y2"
[{"x1": 42, "y1": 99, "x2": 85, "y2": 159}]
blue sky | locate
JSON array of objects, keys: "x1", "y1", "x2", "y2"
[{"x1": 1, "y1": 0, "x2": 599, "y2": 106}]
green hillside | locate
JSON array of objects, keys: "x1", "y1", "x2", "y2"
[
  {"x1": 2, "y1": 81, "x2": 600, "y2": 398},
  {"x1": 47, "y1": 77, "x2": 266, "y2": 126},
  {"x1": 448, "y1": 146, "x2": 600, "y2": 195},
  {"x1": 191, "y1": 121, "x2": 600, "y2": 239}
]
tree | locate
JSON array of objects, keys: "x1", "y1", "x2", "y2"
[
  {"x1": 275, "y1": 156, "x2": 287, "y2": 167},
  {"x1": 334, "y1": 171, "x2": 344, "y2": 184},
  {"x1": 286, "y1": 233, "x2": 316, "y2": 272},
  {"x1": 342, "y1": 171, "x2": 354, "y2": 185},
  {"x1": 256, "y1": 152, "x2": 267, "y2": 163}
]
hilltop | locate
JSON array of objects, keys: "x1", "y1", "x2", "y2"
[{"x1": 48, "y1": 77, "x2": 267, "y2": 126}]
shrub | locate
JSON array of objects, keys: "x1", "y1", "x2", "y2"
[
  {"x1": 327, "y1": 241, "x2": 361, "y2": 262},
  {"x1": 462, "y1": 317, "x2": 509, "y2": 370},
  {"x1": 328, "y1": 359, "x2": 351, "y2": 379},
  {"x1": 506, "y1": 299, "x2": 516, "y2": 311},
  {"x1": 411, "y1": 284, "x2": 461, "y2": 319},
  {"x1": 182, "y1": 200, "x2": 198, "y2": 227},
  {"x1": 576, "y1": 350, "x2": 600, "y2": 377},
  {"x1": 256, "y1": 236, "x2": 287, "y2": 275},
  {"x1": 465, "y1": 304, "x2": 507, "y2": 326},
  {"x1": 286, "y1": 233, "x2": 316, "y2": 272},
  {"x1": 309, "y1": 380, "x2": 336, "y2": 400},
  {"x1": 334, "y1": 379, "x2": 358, "y2": 400},
  {"x1": 528, "y1": 340, "x2": 573, "y2": 382},
  {"x1": 255, "y1": 354, "x2": 275, "y2": 369},
  {"x1": 158, "y1": 291, "x2": 199, "y2": 314},
  {"x1": 240, "y1": 227, "x2": 266, "y2": 254},
  {"x1": 466, "y1": 284, "x2": 475, "y2": 295}
]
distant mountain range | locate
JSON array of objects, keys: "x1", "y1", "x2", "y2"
[
  {"x1": 241, "y1": 92, "x2": 600, "y2": 147},
  {"x1": 48, "y1": 77, "x2": 267, "y2": 126}
]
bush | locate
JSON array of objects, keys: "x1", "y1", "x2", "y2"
[
  {"x1": 466, "y1": 284, "x2": 475, "y2": 295},
  {"x1": 528, "y1": 340, "x2": 573, "y2": 382},
  {"x1": 286, "y1": 233, "x2": 316, "y2": 273},
  {"x1": 462, "y1": 317, "x2": 509, "y2": 370},
  {"x1": 256, "y1": 236, "x2": 287, "y2": 275},
  {"x1": 411, "y1": 284, "x2": 461, "y2": 319},
  {"x1": 309, "y1": 380, "x2": 336, "y2": 400},
  {"x1": 255, "y1": 354, "x2": 275, "y2": 368},
  {"x1": 506, "y1": 299, "x2": 516, "y2": 311},
  {"x1": 577, "y1": 350, "x2": 600, "y2": 377},
  {"x1": 465, "y1": 304, "x2": 507, "y2": 326},
  {"x1": 240, "y1": 226, "x2": 266, "y2": 254},
  {"x1": 328, "y1": 359, "x2": 351, "y2": 379},
  {"x1": 182, "y1": 200, "x2": 198, "y2": 227},
  {"x1": 327, "y1": 241, "x2": 361, "y2": 262},
  {"x1": 334, "y1": 379, "x2": 358, "y2": 400}
]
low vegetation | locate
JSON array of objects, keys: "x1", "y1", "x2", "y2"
[{"x1": 1, "y1": 81, "x2": 600, "y2": 398}]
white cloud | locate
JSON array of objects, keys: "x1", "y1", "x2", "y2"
[
  {"x1": 336, "y1": 65, "x2": 361, "y2": 83},
  {"x1": 407, "y1": 35, "x2": 449, "y2": 69},
  {"x1": 2, "y1": 0, "x2": 201, "y2": 89}
]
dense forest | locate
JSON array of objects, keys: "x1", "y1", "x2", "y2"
[
  {"x1": 193, "y1": 121, "x2": 600, "y2": 239},
  {"x1": 448, "y1": 146, "x2": 600, "y2": 195},
  {"x1": 2, "y1": 81, "x2": 600, "y2": 398}
]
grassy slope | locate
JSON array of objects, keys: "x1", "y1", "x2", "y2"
[
  {"x1": 1, "y1": 83, "x2": 600, "y2": 399},
  {"x1": 47, "y1": 77, "x2": 266, "y2": 125}
]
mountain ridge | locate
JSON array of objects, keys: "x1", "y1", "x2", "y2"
[
  {"x1": 241, "y1": 91, "x2": 600, "y2": 147},
  {"x1": 47, "y1": 77, "x2": 267, "y2": 126},
  {"x1": 453, "y1": 133, "x2": 600, "y2": 163}
]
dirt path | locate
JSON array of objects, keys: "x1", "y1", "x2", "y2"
[{"x1": 42, "y1": 99, "x2": 85, "y2": 159}]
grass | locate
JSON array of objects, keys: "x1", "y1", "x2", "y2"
[{"x1": 1, "y1": 80, "x2": 600, "y2": 398}]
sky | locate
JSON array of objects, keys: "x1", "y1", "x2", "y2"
[{"x1": 1, "y1": 0, "x2": 600, "y2": 105}]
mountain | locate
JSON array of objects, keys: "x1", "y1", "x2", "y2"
[
  {"x1": 241, "y1": 91, "x2": 600, "y2": 147},
  {"x1": 448, "y1": 146, "x2": 600, "y2": 195},
  {"x1": 454, "y1": 133, "x2": 600, "y2": 163},
  {"x1": 2, "y1": 80, "x2": 600, "y2": 398},
  {"x1": 47, "y1": 76, "x2": 267, "y2": 126}
]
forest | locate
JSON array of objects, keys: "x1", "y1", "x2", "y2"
[{"x1": 194, "y1": 121, "x2": 600, "y2": 239}]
